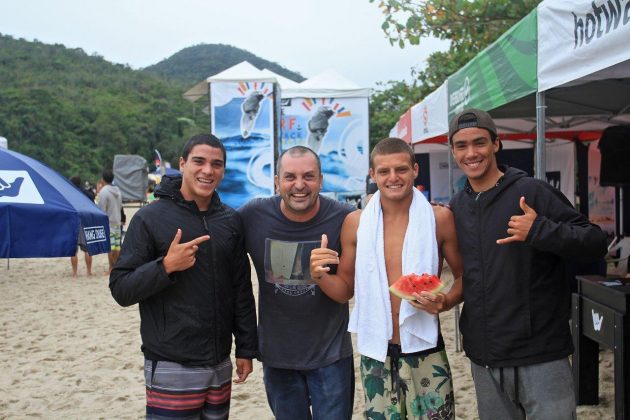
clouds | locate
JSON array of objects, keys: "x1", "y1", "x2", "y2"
[{"x1": 0, "y1": 0, "x2": 448, "y2": 88}]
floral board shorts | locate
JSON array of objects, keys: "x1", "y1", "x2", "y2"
[
  {"x1": 109, "y1": 225, "x2": 121, "y2": 251},
  {"x1": 360, "y1": 345, "x2": 455, "y2": 420}
]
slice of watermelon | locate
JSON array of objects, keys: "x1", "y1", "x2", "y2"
[{"x1": 389, "y1": 273, "x2": 444, "y2": 301}]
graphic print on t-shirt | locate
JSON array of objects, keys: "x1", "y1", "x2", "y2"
[{"x1": 264, "y1": 238, "x2": 320, "y2": 296}]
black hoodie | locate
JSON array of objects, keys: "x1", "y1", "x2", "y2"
[
  {"x1": 450, "y1": 166, "x2": 607, "y2": 367},
  {"x1": 110, "y1": 175, "x2": 258, "y2": 365}
]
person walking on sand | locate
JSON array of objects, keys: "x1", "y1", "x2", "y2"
[
  {"x1": 448, "y1": 108, "x2": 607, "y2": 419},
  {"x1": 238, "y1": 146, "x2": 355, "y2": 420},
  {"x1": 311, "y1": 137, "x2": 463, "y2": 419},
  {"x1": 109, "y1": 134, "x2": 258, "y2": 419},
  {"x1": 69, "y1": 175, "x2": 94, "y2": 277},
  {"x1": 97, "y1": 169, "x2": 123, "y2": 274}
]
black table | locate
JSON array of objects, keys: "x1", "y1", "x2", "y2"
[{"x1": 572, "y1": 275, "x2": 630, "y2": 420}]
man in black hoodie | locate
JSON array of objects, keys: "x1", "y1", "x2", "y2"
[
  {"x1": 448, "y1": 109, "x2": 607, "y2": 419},
  {"x1": 110, "y1": 134, "x2": 257, "y2": 419}
]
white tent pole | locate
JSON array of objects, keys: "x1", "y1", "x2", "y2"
[
  {"x1": 447, "y1": 143, "x2": 463, "y2": 353},
  {"x1": 535, "y1": 91, "x2": 547, "y2": 180}
]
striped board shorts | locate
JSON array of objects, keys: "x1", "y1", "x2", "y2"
[{"x1": 144, "y1": 358, "x2": 232, "y2": 420}]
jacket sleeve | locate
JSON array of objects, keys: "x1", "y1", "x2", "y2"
[
  {"x1": 109, "y1": 212, "x2": 175, "y2": 307},
  {"x1": 526, "y1": 182, "x2": 608, "y2": 261},
  {"x1": 231, "y1": 215, "x2": 259, "y2": 360}
]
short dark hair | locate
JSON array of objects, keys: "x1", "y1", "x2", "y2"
[
  {"x1": 276, "y1": 146, "x2": 321, "y2": 175},
  {"x1": 102, "y1": 169, "x2": 114, "y2": 184},
  {"x1": 370, "y1": 137, "x2": 415, "y2": 168},
  {"x1": 181, "y1": 133, "x2": 226, "y2": 165},
  {"x1": 69, "y1": 175, "x2": 81, "y2": 188}
]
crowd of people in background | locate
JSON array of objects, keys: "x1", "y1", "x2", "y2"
[{"x1": 68, "y1": 169, "x2": 124, "y2": 277}]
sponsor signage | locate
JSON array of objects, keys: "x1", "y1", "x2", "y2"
[
  {"x1": 582, "y1": 297, "x2": 615, "y2": 347},
  {"x1": 83, "y1": 225, "x2": 108, "y2": 245},
  {"x1": 538, "y1": 0, "x2": 630, "y2": 91},
  {"x1": 0, "y1": 170, "x2": 44, "y2": 204}
]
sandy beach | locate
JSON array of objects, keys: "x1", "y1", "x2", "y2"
[{"x1": 0, "y1": 209, "x2": 616, "y2": 419}]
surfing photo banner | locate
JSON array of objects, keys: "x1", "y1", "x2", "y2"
[
  {"x1": 281, "y1": 96, "x2": 368, "y2": 193},
  {"x1": 210, "y1": 81, "x2": 276, "y2": 209}
]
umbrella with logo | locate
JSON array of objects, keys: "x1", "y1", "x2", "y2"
[{"x1": 0, "y1": 148, "x2": 110, "y2": 258}]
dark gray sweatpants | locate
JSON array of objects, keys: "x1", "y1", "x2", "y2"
[{"x1": 471, "y1": 358, "x2": 576, "y2": 420}]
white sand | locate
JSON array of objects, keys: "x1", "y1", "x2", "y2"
[{"x1": 0, "y1": 210, "x2": 616, "y2": 419}]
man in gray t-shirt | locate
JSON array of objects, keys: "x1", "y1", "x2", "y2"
[
  {"x1": 97, "y1": 169, "x2": 123, "y2": 273},
  {"x1": 238, "y1": 146, "x2": 354, "y2": 420}
]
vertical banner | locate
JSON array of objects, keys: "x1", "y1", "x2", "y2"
[
  {"x1": 428, "y1": 151, "x2": 466, "y2": 203},
  {"x1": 210, "y1": 81, "x2": 275, "y2": 209},
  {"x1": 588, "y1": 139, "x2": 616, "y2": 235},
  {"x1": 281, "y1": 97, "x2": 369, "y2": 193},
  {"x1": 545, "y1": 140, "x2": 575, "y2": 205}
]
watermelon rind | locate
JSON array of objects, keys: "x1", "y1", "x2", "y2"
[{"x1": 389, "y1": 273, "x2": 444, "y2": 301}]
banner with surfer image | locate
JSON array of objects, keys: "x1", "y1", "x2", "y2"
[
  {"x1": 281, "y1": 96, "x2": 369, "y2": 193},
  {"x1": 210, "y1": 81, "x2": 276, "y2": 209}
]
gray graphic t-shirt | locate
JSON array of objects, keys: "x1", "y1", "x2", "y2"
[{"x1": 239, "y1": 195, "x2": 354, "y2": 369}]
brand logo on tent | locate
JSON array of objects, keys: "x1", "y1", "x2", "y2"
[
  {"x1": 422, "y1": 105, "x2": 429, "y2": 134},
  {"x1": 0, "y1": 171, "x2": 44, "y2": 204},
  {"x1": 449, "y1": 77, "x2": 470, "y2": 115},
  {"x1": 83, "y1": 225, "x2": 107, "y2": 244},
  {"x1": 399, "y1": 125, "x2": 408, "y2": 139},
  {"x1": 572, "y1": 1, "x2": 629, "y2": 49},
  {"x1": 592, "y1": 309, "x2": 604, "y2": 331}
]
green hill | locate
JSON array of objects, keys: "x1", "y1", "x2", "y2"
[
  {"x1": 143, "y1": 43, "x2": 305, "y2": 87},
  {"x1": 0, "y1": 34, "x2": 210, "y2": 183},
  {"x1": 0, "y1": 36, "x2": 307, "y2": 183}
]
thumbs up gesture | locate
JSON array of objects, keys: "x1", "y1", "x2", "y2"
[
  {"x1": 310, "y1": 233, "x2": 339, "y2": 281},
  {"x1": 496, "y1": 197, "x2": 538, "y2": 245},
  {"x1": 163, "y1": 229, "x2": 211, "y2": 274}
]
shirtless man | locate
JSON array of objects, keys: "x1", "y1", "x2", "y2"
[{"x1": 311, "y1": 137, "x2": 463, "y2": 419}]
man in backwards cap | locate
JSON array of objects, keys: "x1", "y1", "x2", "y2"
[{"x1": 447, "y1": 108, "x2": 607, "y2": 419}]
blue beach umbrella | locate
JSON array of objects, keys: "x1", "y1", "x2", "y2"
[{"x1": 0, "y1": 148, "x2": 110, "y2": 258}]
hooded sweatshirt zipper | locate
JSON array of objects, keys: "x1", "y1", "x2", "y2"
[{"x1": 201, "y1": 213, "x2": 219, "y2": 362}]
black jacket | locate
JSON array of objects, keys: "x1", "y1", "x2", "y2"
[
  {"x1": 109, "y1": 175, "x2": 257, "y2": 365},
  {"x1": 450, "y1": 167, "x2": 607, "y2": 367}
]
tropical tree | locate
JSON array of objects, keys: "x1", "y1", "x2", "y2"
[
  {"x1": 369, "y1": 81, "x2": 422, "y2": 149},
  {"x1": 367, "y1": 0, "x2": 541, "y2": 146}
]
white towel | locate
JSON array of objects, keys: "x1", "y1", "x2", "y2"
[{"x1": 348, "y1": 188, "x2": 439, "y2": 362}]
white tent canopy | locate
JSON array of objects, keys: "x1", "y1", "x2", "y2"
[
  {"x1": 403, "y1": 0, "x2": 630, "y2": 157},
  {"x1": 537, "y1": 0, "x2": 630, "y2": 93},
  {"x1": 283, "y1": 69, "x2": 371, "y2": 99},
  {"x1": 259, "y1": 68, "x2": 300, "y2": 89},
  {"x1": 183, "y1": 61, "x2": 291, "y2": 102},
  {"x1": 391, "y1": 81, "x2": 449, "y2": 146},
  {"x1": 207, "y1": 61, "x2": 276, "y2": 83}
]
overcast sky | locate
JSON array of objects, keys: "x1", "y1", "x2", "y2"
[{"x1": 0, "y1": 0, "x2": 448, "y2": 89}]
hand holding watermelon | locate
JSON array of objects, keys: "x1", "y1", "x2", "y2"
[{"x1": 389, "y1": 273, "x2": 446, "y2": 314}]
